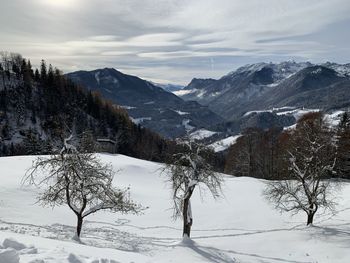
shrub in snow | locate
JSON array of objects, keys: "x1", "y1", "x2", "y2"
[
  {"x1": 164, "y1": 137, "x2": 222, "y2": 237},
  {"x1": 0, "y1": 248, "x2": 20, "y2": 263},
  {"x1": 2, "y1": 238, "x2": 26, "y2": 250},
  {"x1": 24, "y1": 135, "x2": 144, "y2": 240}
]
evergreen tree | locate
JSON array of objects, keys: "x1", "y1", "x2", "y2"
[
  {"x1": 40, "y1": 59, "x2": 47, "y2": 81},
  {"x1": 34, "y1": 69, "x2": 40, "y2": 81},
  {"x1": 22, "y1": 130, "x2": 43, "y2": 155}
]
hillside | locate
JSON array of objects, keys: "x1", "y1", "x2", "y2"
[
  {"x1": 66, "y1": 68, "x2": 223, "y2": 138},
  {"x1": 0, "y1": 154, "x2": 349, "y2": 262},
  {"x1": 0, "y1": 53, "x2": 172, "y2": 161}
]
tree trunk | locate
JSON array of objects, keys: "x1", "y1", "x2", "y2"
[
  {"x1": 306, "y1": 203, "x2": 317, "y2": 226},
  {"x1": 182, "y1": 186, "x2": 195, "y2": 238},
  {"x1": 307, "y1": 212, "x2": 314, "y2": 225},
  {"x1": 183, "y1": 196, "x2": 193, "y2": 237},
  {"x1": 76, "y1": 215, "x2": 83, "y2": 237}
]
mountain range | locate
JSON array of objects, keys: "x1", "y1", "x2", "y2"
[
  {"x1": 66, "y1": 68, "x2": 223, "y2": 138},
  {"x1": 177, "y1": 61, "x2": 350, "y2": 121},
  {"x1": 1, "y1": 53, "x2": 349, "y2": 158},
  {"x1": 66, "y1": 61, "x2": 350, "y2": 139}
]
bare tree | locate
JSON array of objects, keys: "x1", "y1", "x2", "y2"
[
  {"x1": 24, "y1": 135, "x2": 143, "y2": 241},
  {"x1": 164, "y1": 137, "x2": 223, "y2": 238},
  {"x1": 264, "y1": 113, "x2": 338, "y2": 225}
]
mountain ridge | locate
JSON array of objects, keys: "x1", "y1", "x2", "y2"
[
  {"x1": 66, "y1": 68, "x2": 224, "y2": 138},
  {"x1": 178, "y1": 61, "x2": 350, "y2": 120}
]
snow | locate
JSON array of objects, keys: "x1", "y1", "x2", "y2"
[
  {"x1": 322, "y1": 62, "x2": 350, "y2": 77},
  {"x1": 244, "y1": 107, "x2": 320, "y2": 121},
  {"x1": 311, "y1": 67, "x2": 322, "y2": 74},
  {"x1": 283, "y1": 123, "x2": 297, "y2": 131},
  {"x1": 3, "y1": 239, "x2": 27, "y2": 251},
  {"x1": 243, "y1": 110, "x2": 272, "y2": 117},
  {"x1": 209, "y1": 135, "x2": 241, "y2": 152},
  {"x1": 0, "y1": 154, "x2": 350, "y2": 262},
  {"x1": 173, "y1": 89, "x2": 195, "y2": 96},
  {"x1": 0, "y1": 248, "x2": 19, "y2": 263},
  {"x1": 173, "y1": 110, "x2": 189, "y2": 116},
  {"x1": 195, "y1": 90, "x2": 206, "y2": 99},
  {"x1": 119, "y1": 105, "x2": 136, "y2": 110},
  {"x1": 290, "y1": 109, "x2": 319, "y2": 120},
  {"x1": 227, "y1": 61, "x2": 312, "y2": 85},
  {"x1": 130, "y1": 117, "x2": 152, "y2": 125},
  {"x1": 325, "y1": 110, "x2": 345, "y2": 127},
  {"x1": 182, "y1": 119, "x2": 195, "y2": 132},
  {"x1": 275, "y1": 108, "x2": 343, "y2": 125},
  {"x1": 94, "y1": 72, "x2": 100, "y2": 85},
  {"x1": 283, "y1": 110, "x2": 344, "y2": 131},
  {"x1": 230, "y1": 62, "x2": 268, "y2": 75},
  {"x1": 189, "y1": 129, "x2": 217, "y2": 140}
]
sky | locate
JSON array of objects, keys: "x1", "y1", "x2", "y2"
[{"x1": 0, "y1": 0, "x2": 350, "y2": 85}]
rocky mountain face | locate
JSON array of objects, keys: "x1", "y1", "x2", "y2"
[
  {"x1": 178, "y1": 62, "x2": 350, "y2": 120},
  {"x1": 66, "y1": 68, "x2": 223, "y2": 138}
]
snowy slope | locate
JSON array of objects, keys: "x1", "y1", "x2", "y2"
[
  {"x1": 0, "y1": 154, "x2": 350, "y2": 262},
  {"x1": 189, "y1": 129, "x2": 217, "y2": 140},
  {"x1": 209, "y1": 135, "x2": 242, "y2": 152}
]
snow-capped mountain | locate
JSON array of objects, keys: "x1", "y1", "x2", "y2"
[
  {"x1": 179, "y1": 61, "x2": 350, "y2": 120},
  {"x1": 322, "y1": 62, "x2": 350, "y2": 77},
  {"x1": 228, "y1": 61, "x2": 312, "y2": 83},
  {"x1": 179, "y1": 61, "x2": 311, "y2": 105},
  {"x1": 66, "y1": 68, "x2": 223, "y2": 138}
]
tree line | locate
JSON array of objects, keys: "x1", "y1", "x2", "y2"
[
  {"x1": 225, "y1": 111, "x2": 350, "y2": 181},
  {"x1": 0, "y1": 52, "x2": 176, "y2": 162}
]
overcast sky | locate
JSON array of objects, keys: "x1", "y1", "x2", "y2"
[{"x1": 0, "y1": 0, "x2": 349, "y2": 84}]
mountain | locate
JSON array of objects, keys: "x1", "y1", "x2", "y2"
[
  {"x1": 66, "y1": 68, "x2": 223, "y2": 138},
  {"x1": 177, "y1": 62, "x2": 311, "y2": 106},
  {"x1": 256, "y1": 66, "x2": 349, "y2": 109},
  {"x1": 178, "y1": 61, "x2": 350, "y2": 120}
]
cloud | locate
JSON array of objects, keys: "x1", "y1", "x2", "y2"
[{"x1": 0, "y1": 0, "x2": 349, "y2": 84}]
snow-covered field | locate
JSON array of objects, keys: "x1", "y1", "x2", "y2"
[{"x1": 0, "y1": 154, "x2": 350, "y2": 262}]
